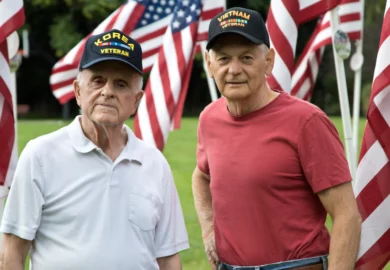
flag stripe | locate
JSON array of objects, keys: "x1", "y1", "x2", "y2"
[
  {"x1": 147, "y1": 61, "x2": 168, "y2": 149},
  {"x1": 0, "y1": 40, "x2": 16, "y2": 187},
  {"x1": 0, "y1": 0, "x2": 24, "y2": 43},
  {"x1": 355, "y1": 229, "x2": 390, "y2": 270},
  {"x1": 357, "y1": 195, "x2": 390, "y2": 259},
  {"x1": 356, "y1": 160, "x2": 390, "y2": 221},
  {"x1": 266, "y1": 0, "x2": 340, "y2": 93},
  {"x1": 134, "y1": 0, "x2": 204, "y2": 150},
  {"x1": 291, "y1": 0, "x2": 361, "y2": 101},
  {"x1": 0, "y1": 97, "x2": 15, "y2": 186},
  {"x1": 266, "y1": 0, "x2": 299, "y2": 93},
  {"x1": 50, "y1": 0, "x2": 225, "y2": 104},
  {"x1": 355, "y1": 1, "x2": 390, "y2": 266}
]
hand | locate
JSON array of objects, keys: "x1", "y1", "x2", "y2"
[{"x1": 203, "y1": 230, "x2": 219, "y2": 270}]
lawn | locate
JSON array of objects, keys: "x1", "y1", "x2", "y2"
[{"x1": 16, "y1": 117, "x2": 388, "y2": 270}]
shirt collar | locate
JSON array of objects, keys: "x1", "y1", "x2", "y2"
[
  {"x1": 121, "y1": 125, "x2": 144, "y2": 164},
  {"x1": 67, "y1": 116, "x2": 97, "y2": 153},
  {"x1": 67, "y1": 116, "x2": 143, "y2": 164}
]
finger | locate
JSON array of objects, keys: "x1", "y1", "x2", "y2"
[
  {"x1": 210, "y1": 250, "x2": 219, "y2": 262},
  {"x1": 210, "y1": 261, "x2": 218, "y2": 270}
]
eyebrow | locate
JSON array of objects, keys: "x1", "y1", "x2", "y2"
[{"x1": 214, "y1": 48, "x2": 256, "y2": 57}]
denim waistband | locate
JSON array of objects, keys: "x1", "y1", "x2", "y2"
[{"x1": 219, "y1": 255, "x2": 328, "y2": 270}]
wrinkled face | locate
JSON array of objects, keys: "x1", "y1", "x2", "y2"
[
  {"x1": 206, "y1": 34, "x2": 274, "y2": 101},
  {"x1": 74, "y1": 61, "x2": 144, "y2": 126}
]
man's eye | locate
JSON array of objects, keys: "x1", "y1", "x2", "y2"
[
  {"x1": 218, "y1": 57, "x2": 228, "y2": 62},
  {"x1": 116, "y1": 81, "x2": 128, "y2": 88},
  {"x1": 243, "y1": 56, "x2": 253, "y2": 60},
  {"x1": 92, "y1": 78, "x2": 103, "y2": 85}
]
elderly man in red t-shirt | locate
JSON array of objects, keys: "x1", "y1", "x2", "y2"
[{"x1": 192, "y1": 7, "x2": 362, "y2": 270}]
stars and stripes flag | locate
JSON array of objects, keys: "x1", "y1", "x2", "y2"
[
  {"x1": 291, "y1": 0, "x2": 362, "y2": 101},
  {"x1": 133, "y1": 0, "x2": 202, "y2": 150},
  {"x1": 266, "y1": 0, "x2": 341, "y2": 94},
  {"x1": 0, "y1": 0, "x2": 25, "y2": 188},
  {"x1": 354, "y1": 1, "x2": 390, "y2": 268},
  {"x1": 50, "y1": 0, "x2": 224, "y2": 104}
]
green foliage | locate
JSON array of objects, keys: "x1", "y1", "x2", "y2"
[
  {"x1": 365, "y1": 0, "x2": 387, "y2": 24},
  {"x1": 50, "y1": 15, "x2": 84, "y2": 57},
  {"x1": 247, "y1": 0, "x2": 270, "y2": 12},
  {"x1": 30, "y1": 0, "x2": 123, "y2": 57}
]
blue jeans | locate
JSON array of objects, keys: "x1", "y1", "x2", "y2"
[{"x1": 218, "y1": 255, "x2": 328, "y2": 270}]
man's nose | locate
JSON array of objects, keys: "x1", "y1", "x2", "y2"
[
  {"x1": 100, "y1": 82, "x2": 114, "y2": 98},
  {"x1": 228, "y1": 59, "x2": 242, "y2": 75}
]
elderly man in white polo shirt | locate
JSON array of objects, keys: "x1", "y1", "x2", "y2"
[{"x1": 0, "y1": 29, "x2": 189, "y2": 270}]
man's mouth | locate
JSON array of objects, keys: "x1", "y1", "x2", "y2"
[
  {"x1": 227, "y1": 82, "x2": 245, "y2": 85},
  {"x1": 97, "y1": 104, "x2": 115, "y2": 108}
]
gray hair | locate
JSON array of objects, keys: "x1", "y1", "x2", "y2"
[{"x1": 76, "y1": 72, "x2": 83, "y2": 87}]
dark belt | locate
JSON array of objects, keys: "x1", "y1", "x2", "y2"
[
  {"x1": 219, "y1": 255, "x2": 328, "y2": 270},
  {"x1": 290, "y1": 263, "x2": 323, "y2": 270}
]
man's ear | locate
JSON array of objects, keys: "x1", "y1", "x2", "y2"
[
  {"x1": 265, "y1": 48, "x2": 275, "y2": 77},
  {"x1": 134, "y1": 90, "x2": 144, "y2": 108},
  {"x1": 205, "y1": 51, "x2": 214, "y2": 79},
  {"x1": 73, "y1": 80, "x2": 81, "y2": 107}
]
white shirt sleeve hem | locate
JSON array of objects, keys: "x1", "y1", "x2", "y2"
[
  {"x1": 155, "y1": 241, "x2": 190, "y2": 258},
  {"x1": 0, "y1": 223, "x2": 36, "y2": 241}
]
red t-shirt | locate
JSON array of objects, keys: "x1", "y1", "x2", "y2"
[{"x1": 196, "y1": 92, "x2": 352, "y2": 266}]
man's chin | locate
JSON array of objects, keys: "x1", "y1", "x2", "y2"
[
  {"x1": 223, "y1": 92, "x2": 248, "y2": 100},
  {"x1": 90, "y1": 114, "x2": 120, "y2": 126}
]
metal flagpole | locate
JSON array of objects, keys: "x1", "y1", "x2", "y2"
[
  {"x1": 200, "y1": 41, "x2": 219, "y2": 102},
  {"x1": 329, "y1": 8, "x2": 357, "y2": 180},
  {"x1": 351, "y1": 0, "x2": 365, "y2": 159}
]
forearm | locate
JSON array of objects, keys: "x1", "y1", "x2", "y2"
[
  {"x1": 1, "y1": 251, "x2": 25, "y2": 270},
  {"x1": 192, "y1": 172, "x2": 214, "y2": 237},
  {"x1": 328, "y1": 214, "x2": 362, "y2": 270},
  {"x1": 1, "y1": 234, "x2": 30, "y2": 270},
  {"x1": 157, "y1": 253, "x2": 182, "y2": 270}
]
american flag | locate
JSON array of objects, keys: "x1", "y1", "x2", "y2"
[
  {"x1": 266, "y1": 0, "x2": 340, "y2": 94},
  {"x1": 0, "y1": 0, "x2": 24, "y2": 188},
  {"x1": 354, "y1": 1, "x2": 390, "y2": 268},
  {"x1": 291, "y1": 0, "x2": 362, "y2": 101},
  {"x1": 133, "y1": 0, "x2": 202, "y2": 150},
  {"x1": 50, "y1": 0, "x2": 224, "y2": 104}
]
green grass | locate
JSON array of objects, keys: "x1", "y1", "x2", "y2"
[{"x1": 16, "y1": 117, "x2": 389, "y2": 270}]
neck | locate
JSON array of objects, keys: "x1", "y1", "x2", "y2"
[
  {"x1": 79, "y1": 116, "x2": 127, "y2": 160},
  {"x1": 226, "y1": 85, "x2": 279, "y2": 117}
]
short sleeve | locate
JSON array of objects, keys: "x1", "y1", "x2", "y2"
[
  {"x1": 196, "y1": 118, "x2": 209, "y2": 174},
  {"x1": 154, "y1": 162, "x2": 189, "y2": 257},
  {"x1": 0, "y1": 141, "x2": 45, "y2": 241},
  {"x1": 298, "y1": 112, "x2": 352, "y2": 193}
]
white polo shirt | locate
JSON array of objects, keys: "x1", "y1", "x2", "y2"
[{"x1": 1, "y1": 116, "x2": 189, "y2": 270}]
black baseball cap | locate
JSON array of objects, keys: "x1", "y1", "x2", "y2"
[
  {"x1": 206, "y1": 7, "x2": 270, "y2": 50},
  {"x1": 79, "y1": 29, "x2": 143, "y2": 75}
]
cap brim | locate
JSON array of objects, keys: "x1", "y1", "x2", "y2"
[
  {"x1": 206, "y1": 31, "x2": 265, "y2": 50},
  {"x1": 80, "y1": 57, "x2": 143, "y2": 75}
]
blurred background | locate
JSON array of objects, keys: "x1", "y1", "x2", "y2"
[{"x1": 15, "y1": 0, "x2": 387, "y2": 120}]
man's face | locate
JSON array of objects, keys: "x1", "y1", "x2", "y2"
[
  {"x1": 74, "y1": 61, "x2": 143, "y2": 126},
  {"x1": 206, "y1": 34, "x2": 274, "y2": 101}
]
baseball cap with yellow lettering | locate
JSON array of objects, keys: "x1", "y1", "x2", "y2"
[
  {"x1": 206, "y1": 7, "x2": 270, "y2": 50},
  {"x1": 79, "y1": 29, "x2": 143, "y2": 74}
]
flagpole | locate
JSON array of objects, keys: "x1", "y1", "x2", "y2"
[
  {"x1": 200, "y1": 41, "x2": 218, "y2": 102},
  {"x1": 329, "y1": 8, "x2": 357, "y2": 180},
  {"x1": 351, "y1": 0, "x2": 365, "y2": 159}
]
